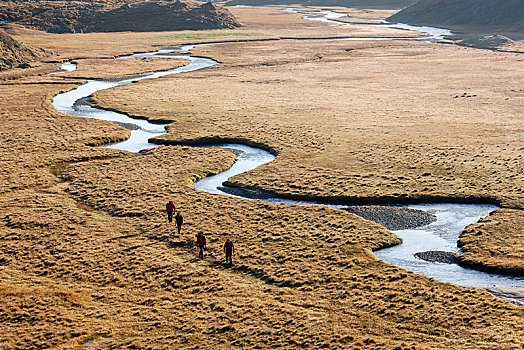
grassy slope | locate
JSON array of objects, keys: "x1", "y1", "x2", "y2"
[
  {"x1": 388, "y1": 0, "x2": 524, "y2": 27},
  {"x1": 0, "y1": 30, "x2": 46, "y2": 70},
  {"x1": 0, "y1": 0, "x2": 240, "y2": 34},
  {"x1": 388, "y1": 0, "x2": 524, "y2": 40}
]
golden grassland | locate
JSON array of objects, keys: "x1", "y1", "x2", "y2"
[
  {"x1": 0, "y1": 5, "x2": 523, "y2": 349},
  {"x1": 92, "y1": 37, "x2": 524, "y2": 273},
  {"x1": 0, "y1": 63, "x2": 57, "y2": 81},
  {"x1": 291, "y1": 6, "x2": 398, "y2": 18},
  {"x1": 0, "y1": 82, "x2": 129, "y2": 195},
  {"x1": 228, "y1": 6, "x2": 424, "y2": 38},
  {"x1": 3, "y1": 144, "x2": 523, "y2": 349},
  {"x1": 5, "y1": 23, "x2": 273, "y2": 61}
]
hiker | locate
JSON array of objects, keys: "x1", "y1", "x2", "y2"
[
  {"x1": 224, "y1": 238, "x2": 234, "y2": 265},
  {"x1": 196, "y1": 232, "x2": 206, "y2": 259},
  {"x1": 166, "y1": 200, "x2": 175, "y2": 223},
  {"x1": 175, "y1": 212, "x2": 183, "y2": 235}
]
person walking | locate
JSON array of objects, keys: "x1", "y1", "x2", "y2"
[
  {"x1": 224, "y1": 238, "x2": 234, "y2": 265},
  {"x1": 175, "y1": 212, "x2": 183, "y2": 235},
  {"x1": 196, "y1": 232, "x2": 206, "y2": 259},
  {"x1": 166, "y1": 200, "x2": 175, "y2": 223}
]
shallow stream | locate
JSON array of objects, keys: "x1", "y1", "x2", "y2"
[{"x1": 284, "y1": 7, "x2": 452, "y2": 41}]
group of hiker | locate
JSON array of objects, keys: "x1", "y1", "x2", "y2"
[
  {"x1": 166, "y1": 200, "x2": 183, "y2": 235},
  {"x1": 166, "y1": 200, "x2": 235, "y2": 265}
]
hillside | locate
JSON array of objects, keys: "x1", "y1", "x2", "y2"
[
  {"x1": 388, "y1": 0, "x2": 524, "y2": 38},
  {"x1": 0, "y1": 30, "x2": 46, "y2": 70},
  {"x1": 0, "y1": 0, "x2": 240, "y2": 33},
  {"x1": 225, "y1": 0, "x2": 417, "y2": 10}
]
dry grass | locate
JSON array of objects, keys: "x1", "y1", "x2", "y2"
[
  {"x1": 283, "y1": 6, "x2": 398, "y2": 20},
  {"x1": 0, "y1": 82, "x2": 128, "y2": 194},
  {"x1": 7, "y1": 23, "x2": 272, "y2": 61},
  {"x1": 2, "y1": 144, "x2": 523, "y2": 348},
  {"x1": 94, "y1": 39, "x2": 523, "y2": 206},
  {"x1": 228, "y1": 6, "x2": 424, "y2": 38},
  {"x1": 53, "y1": 145, "x2": 524, "y2": 348},
  {"x1": 0, "y1": 5, "x2": 523, "y2": 349},
  {"x1": 0, "y1": 62, "x2": 57, "y2": 81}
]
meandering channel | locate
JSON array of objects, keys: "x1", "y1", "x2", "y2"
[
  {"x1": 51, "y1": 9, "x2": 523, "y2": 301},
  {"x1": 284, "y1": 7, "x2": 452, "y2": 41}
]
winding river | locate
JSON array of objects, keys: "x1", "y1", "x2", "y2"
[
  {"x1": 51, "y1": 8, "x2": 523, "y2": 302},
  {"x1": 284, "y1": 7, "x2": 452, "y2": 41}
]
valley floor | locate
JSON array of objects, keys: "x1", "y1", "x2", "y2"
[{"x1": 0, "y1": 5, "x2": 523, "y2": 349}]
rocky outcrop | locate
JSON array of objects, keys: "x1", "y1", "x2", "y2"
[{"x1": 0, "y1": 0, "x2": 241, "y2": 34}]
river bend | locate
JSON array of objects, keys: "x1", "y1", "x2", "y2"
[{"x1": 51, "y1": 10, "x2": 523, "y2": 298}]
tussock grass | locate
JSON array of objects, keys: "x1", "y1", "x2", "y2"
[
  {"x1": 8, "y1": 5, "x2": 422, "y2": 63},
  {"x1": 95, "y1": 39, "x2": 523, "y2": 210},
  {"x1": 458, "y1": 208, "x2": 524, "y2": 275},
  {"x1": 0, "y1": 82, "x2": 128, "y2": 194},
  {"x1": 58, "y1": 145, "x2": 524, "y2": 348}
]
